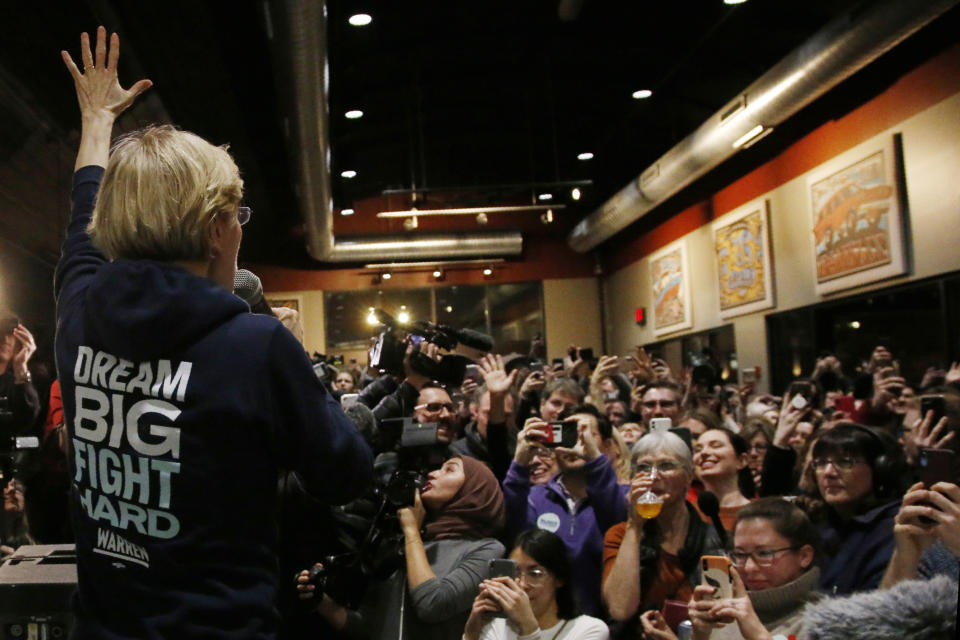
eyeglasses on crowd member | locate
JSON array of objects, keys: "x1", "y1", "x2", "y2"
[
  {"x1": 602, "y1": 431, "x2": 724, "y2": 632},
  {"x1": 57, "y1": 27, "x2": 373, "y2": 638},
  {"x1": 693, "y1": 429, "x2": 754, "y2": 531},
  {"x1": 678, "y1": 498, "x2": 822, "y2": 640},
  {"x1": 798, "y1": 423, "x2": 907, "y2": 595},
  {"x1": 299, "y1": 456, "x2": 505, "y2": 639},
  {"x1": 739, "y1": 417, "x2": 774, "y2": 494},
  {"x1": 504, "y1": 404, "x2": 626, "y2": 619},
  {"x1": 464, "y1": 529, "x2": 609, "y2": 640}
]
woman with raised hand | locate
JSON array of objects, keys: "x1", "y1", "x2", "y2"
[
  {"x1": 299, "y1": 455, "x2": 505, "y2": 639},
  {"x1": 464, "y1": 529, "x2": 608, "y2": 640},
  {"x1": 58, "y1": 27, "x2": 372, "y2": 638}
]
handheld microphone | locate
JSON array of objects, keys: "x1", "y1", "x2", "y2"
[
  {"x1": 697, "y1": 491, "x2": 727, "y2": 549},
  {"x1": 233, "y1": 269, "x2": 275, "y2": 316}
]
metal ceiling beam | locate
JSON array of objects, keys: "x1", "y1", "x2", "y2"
[
  {"x1": 283, "y1": 0, "x2": 523, "y2": 263},
  {"x1": 568, "y1": 0, "x2": 960, "y2": 253}
]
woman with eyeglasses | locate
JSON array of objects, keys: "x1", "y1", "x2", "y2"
[
  {"x1": 739, "y1": 418, "x2": 774, "y2": 494},
  {"x1": 299, "y1": 455, "x2": 506, "y2": 639},
  {"x1": 800, "y1": 423, "x2": 905, "y2": 594},
  {"x1": 693, "y1": 429, "x2": 754, "y2": 531},
  {"x1": 603, "y1": 431, "x2": 724, "y2": 627},
  {"x1": 464, "y1": 529, "x2": 609, "y2": 640},
  {"x1": 643, "y1": 498, "x2": 821, "y2": 640}
]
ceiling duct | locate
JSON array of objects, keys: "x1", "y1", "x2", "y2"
[
  {"x1": 568, "y1": 0, "x2": 959, "y2": 253},
  {"x1": 284, "y1": 0, "x2": 523, "y2": 263}
]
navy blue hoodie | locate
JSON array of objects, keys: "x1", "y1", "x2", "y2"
[{"x1": 54, "y1": 166, "x2": 373, "y2": 638}]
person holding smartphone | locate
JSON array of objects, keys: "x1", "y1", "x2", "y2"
[{"x1": 463, "y1": 529, "x2": 608, "y2": 639}]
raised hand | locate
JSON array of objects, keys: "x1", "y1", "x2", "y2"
[
  {"x1": 61, "y1": 27, "x2": 152, "y2": 121},
  {"x1": 11, "y1": 324, "x2": 35, "y2": 377},
  {"x1": 913, "y1": 410, "x2": 955, "y2": 451},
  {"x1": 639, "y1": 611, "x2": 680, "y2": 640},
  {"x1": 478, "y1": 353, "x2": 517, "y2": 395},
  {"x1": 946, "y1": 362, "x2": 960, "y2": 386}
]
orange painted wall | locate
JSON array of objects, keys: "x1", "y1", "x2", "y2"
[{"x1": 606, "y1": 42, "x2": 960, "y2": 273}]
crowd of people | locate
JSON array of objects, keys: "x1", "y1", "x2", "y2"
[{"x1": 1, "y1": 26, "x2": 958, "y2": 640}]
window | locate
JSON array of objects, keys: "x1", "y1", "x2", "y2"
[{"x1": 324, "y1": 282, "x2": 544, "y2": 354}]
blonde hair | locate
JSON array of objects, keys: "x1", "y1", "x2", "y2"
[
  {"x1": 608, "y1": 427, "x2": 633, "y2": 483},
  {"x1": 88, "y1": 125, "x2": 243, "y2": 261}
]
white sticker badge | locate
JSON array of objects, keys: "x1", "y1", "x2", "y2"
[{"x1": 536, "y1": 512, "x2": 561, "y2": 533}]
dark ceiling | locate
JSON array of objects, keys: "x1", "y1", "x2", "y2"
[{"x1": 2, "y1": 0, "x2": 959, "y2": 269}]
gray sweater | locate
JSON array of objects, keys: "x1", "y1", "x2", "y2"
[{"x1": 347, "y1": 537, "x2": 505, "y2": 640}]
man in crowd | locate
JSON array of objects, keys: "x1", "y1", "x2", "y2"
[
  {"x1": 635, "y1": 381, "x2": 682, "y2": 429},
  {"x1": 503, "y1": 404, "x2": 627, "y2": 617},
  {"x1": 451, "y1": 354, "x2": 517, "y2": 480}
]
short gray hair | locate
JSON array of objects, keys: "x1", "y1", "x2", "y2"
[{"x1": 631, "y1": 431, "x2": 694, "y2": 477}]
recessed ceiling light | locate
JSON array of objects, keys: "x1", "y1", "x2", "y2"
[
  {"x1": 345, "y1": 110, "x2": 364, "y2": 119},
  {"x1": 445, "y1": 305, "x2": 453, "y2": 313},
  {"x1": 577, "y1": 152, "x2": 594, "y2": 161},
  {"x1": 538, "y1": 193, "x2": 553, "y2": 201},
  {"x1": 432, "y1": 270, "x2": 442, "y2": 278},
  {"x1": 341, "y1": 170, "x2": 357, "y2": 178},
  {"x1": 632, "y1": 89, "x2": 653, "y2": 99},
  {"x1": 397, "y1": 310, "x2": 410, "y2": 324},
  {"x1": 571, "y1": 188, "x2": 581, "y2": 201},
  {"x1": 341, "y1": 208, "x2": 355, "y2": 216},
  {"x1": 366, "y1": 311, "x2": 378, "y2": 325},
  {"x1": 381, "y1": 272, "x2": 391, "y2": 280},
  {"x1": 724, "y1": 0, "x2": 748, "y2": 4},
  {"x1": 482, "y1": 268, "x2": 493, "y2": 276},
  {"x1": 348, "y1": 13, "x2": 372, "y2": 26}
]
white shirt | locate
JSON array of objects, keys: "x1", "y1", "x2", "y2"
[{"x1": 469, "y1": 615, "x2": 609, "y2": 640}]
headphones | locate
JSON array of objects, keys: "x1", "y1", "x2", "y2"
[{"x1": 835, "y1": 423, "x2": 901, "y2": 498}]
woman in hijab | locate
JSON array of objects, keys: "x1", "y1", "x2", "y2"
[{"x1": 299, "y1": 455, "x2": 506, "y2": 639}]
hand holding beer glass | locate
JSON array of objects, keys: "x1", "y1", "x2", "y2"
[{"x1": 629, "y1": 463, "x2": 665, "y2": 522}]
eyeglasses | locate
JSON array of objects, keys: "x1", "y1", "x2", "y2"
[
  {"x1": 632, "y1": 461, "x2": 683, "y2": 475},
  {"x1": 812, "y1": 457, "x2": 864, "y2": 472},
  {"x1": 529, "y1": 446, "x2": 556, "y2": 460},
  {"x1": 237, "y1": 206, "x2": 252, "y2": 226},
  {"x1": 516, "y1": 567, "x2": 549, "y2": 586},
  {"x1": 748, "y1": 443, "x2": 768, "y2": 453},
  {"x1": 415, "y1": 402, "x2": 455, "y2": 413},
  {"x1": 730, "y1": 547, "x2": 798, "y2": 567}
]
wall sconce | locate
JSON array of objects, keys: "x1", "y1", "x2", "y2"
[
  {"x1": 482, "y1": 267, "x2": 494, "y2": 279},
  {"x1": 432, "y1": 269, "x2": 445, "y2": 282}
]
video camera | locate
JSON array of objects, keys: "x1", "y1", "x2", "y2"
[
  {"x1": 303, "y1": 416, "x2": 450, "y2": 609},
  {"x1": 368, "y1": 310, "x2": 492, "y2": 388}
]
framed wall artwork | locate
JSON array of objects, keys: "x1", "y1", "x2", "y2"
[
  {"x1": 713, "y1": 198, "x2": 775, "y2": 319},
  {"x1": 807, "y1": 134, "x2": 909, "y2": 295},
  {"x1": 265, "y1": 295, "x2": 303, "y2": 314},
  {"x1": 649, "y1": 239, "x2": 693, "y2": 336}
]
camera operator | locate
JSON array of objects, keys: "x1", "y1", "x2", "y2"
[{"x1": 0, "y1": 314, "x2": 40, "y2": 441}]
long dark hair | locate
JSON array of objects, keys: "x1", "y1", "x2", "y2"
[
  {"x1": 699, "y1": 428, "x2": 756, "y2": 498},
  {"x1": 514, "y1": 529, "x2": 579, "y2": 619}
]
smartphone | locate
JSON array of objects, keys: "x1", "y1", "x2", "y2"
[
  {"x1": 650, "y1": 417, "x2": 672, "y2": 433},
  {"x1": 741, "y1": 368, "x2": 758, "y2": 384},
  {"x1": 488, "y1": 558, "x2": 518, "y2": 579},
  {"x1": 660, "y1": 600, "x2": 689, "y2": 632},
  {"x1": 464, "y1": 364, "x2": 482, "y2": 382},
  {"x1": 834, "y1": 395, "x2": 856, "y2": 415},
  {"x1": 787, "y1": 381, "x2": 813, "y2": 401},
  {"x1": 701, "y1": 555, "x2": 733, "y2": 599},
  {"x1": 920, "y1": 395, "x2": 947, "y2": 426},
  {"x1": 579, "y1": 348, "x2": 594, "y2": 362},
  {"x1": 918, "y1": 448, "x2": 954, "y2": 489},
  {"x1": 340, "y1": 393, "x2": 359, "y2": 411},
  {"x1": 791, "y1": 394, "x2": 809, "y2": 410},
  {"x1": 544, "y1": 420, "x2": 579, "y2": 448}
]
